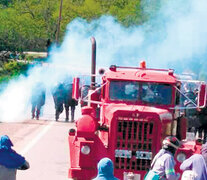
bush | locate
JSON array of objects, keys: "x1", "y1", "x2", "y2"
[{"x1": 0, "y1": 61, "x2": 29, "y2": 83}]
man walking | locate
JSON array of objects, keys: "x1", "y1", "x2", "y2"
[{"x1": 145, "y1": 136, "x2": 180, "y2": 180}]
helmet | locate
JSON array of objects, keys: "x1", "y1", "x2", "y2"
[{"x1": 162, "y1": 136, "x2": 180, "y2": 150}]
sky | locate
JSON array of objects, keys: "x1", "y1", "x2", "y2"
[{"x1": 0, "y1": 0, "x2": 207, "y2": 122}]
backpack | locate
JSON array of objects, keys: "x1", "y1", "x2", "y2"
[{"x1": 144, "y1": 170, "x2": 160, "y2": 180}]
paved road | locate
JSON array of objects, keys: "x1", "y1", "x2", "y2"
[{"x1": 0, "y1": 106, "x2": 80, "y2": 180}]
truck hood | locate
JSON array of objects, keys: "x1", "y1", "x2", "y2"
[{"x1": 104, "y1": 103, "x2": 173, "y2": 121}]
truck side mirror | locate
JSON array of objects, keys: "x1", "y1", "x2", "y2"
[
  {"x1": 198, "y1": 83, "x2": 207, "y2": 107},
  {"x1": 72, "y1": 77, "x2": 80, "y2": 100}
]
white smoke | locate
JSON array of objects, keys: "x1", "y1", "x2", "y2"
[
  {"x1": 144, "y1": 0, "x2": 207, "y2": 67},
  {"x1": 0, "y1": 0, "x2": 207, "y2": 122}
]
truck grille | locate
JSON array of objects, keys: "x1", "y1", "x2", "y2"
[{"x1": 114, "y1": 116, "x2": 154, "y2": 171}]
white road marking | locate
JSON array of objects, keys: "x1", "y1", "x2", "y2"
[{"x1": 20, "y1": 121, "x2": 55, "y2": 155}]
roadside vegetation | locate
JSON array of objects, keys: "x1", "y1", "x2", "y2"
[
  {"x1": 0, "y1": 61, "x2": 29, "y2": 82},
  {"x1": 0, "y1": 51, "x2": 46, "y2": 84},
  {"x1": 0, "y1": 0, "x2": 159, "y2": 52}
]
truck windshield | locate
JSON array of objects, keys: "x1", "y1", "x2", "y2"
[
  {"x1": 110, "y1": 81, "x2": 139, "y2": 101},
  {"x1": 109, "y1": 81, "x2": 172, "y2": 105},
  {"x1": 141, "y1": 83, "x2": 172, "y2": 105}
]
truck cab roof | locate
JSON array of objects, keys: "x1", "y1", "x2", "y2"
[{"x1": 104, "y1": 66, "x2": 177, "y2": 84}]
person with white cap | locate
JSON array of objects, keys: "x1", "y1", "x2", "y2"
[{"x1": 145, "y1": 136, "x2": 180, "y2": 180}]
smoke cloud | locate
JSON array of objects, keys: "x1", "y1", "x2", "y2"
[{"x1": 0, "y1": 0, "x2": 207, "y2": 122}]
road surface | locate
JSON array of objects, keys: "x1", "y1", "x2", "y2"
[{"x1": 0, "y1": 106, "x2": 81, "y2": 180}]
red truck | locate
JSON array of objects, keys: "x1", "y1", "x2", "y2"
[{"x1": 68, "y1": 37, "x2": 206, "y2": 180}]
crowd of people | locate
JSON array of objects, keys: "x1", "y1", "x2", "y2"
[
  {"x1": 145, "y1": 136, "x2": 207, "y2": 180},
  {"x1": 30, "y1": 81, "x2": 78, "y2": 122},
  {"x1": 51, "y1": 82, "x2": 78, "y2": 122},
  {"x1": 1, "y1": 134, "x2": 207, "y2": 180},
  {"x1": 91, "y1": 136, "x2": 207, "y2": 180}
]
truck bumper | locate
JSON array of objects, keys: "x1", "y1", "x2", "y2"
[{"x1": 68, "y1": 167, "x2": 96, "y2": 180}]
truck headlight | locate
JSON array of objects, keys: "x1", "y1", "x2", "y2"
[
  {"x1": 81, "y1": 145, "x2": 91, "y2": 155},
  {"x1": 177, "y1": 153, "x2": 186, "y2": 163}
]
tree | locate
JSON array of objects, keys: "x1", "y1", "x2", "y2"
[
  {"x1": 0, "y1": 0, "x2": 12, "y2": 7},
  {"x1": 0, "y1": 0, "x2": 161, "y2": 51}
]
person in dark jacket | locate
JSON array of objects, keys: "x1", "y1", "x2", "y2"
[
  {"x1": 52, "y1": 83, "x2": 64, "y2": 121},
  {"x1": 31, "y1": 82, "x2": 46, "y2": 120},
  {"x1": 46, "y1": 39, "x2": 52, "y2": 57},
  {"x1": 180, "y1": 142, "x2": 207, "y2": 180},
  {"x1": 197, "y1": 107, "x2": 207, "y2": 143},
  {"x1": 63, "y1": 83, "x2": 78, "y2": 122},
  {"x1": 0, "y1": 135, "x2": 30, "y2": 180},
  {"x1": 93, "y1": 157, "x2": 119, "y2": 180}
]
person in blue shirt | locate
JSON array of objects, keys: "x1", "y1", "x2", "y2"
[
  {"x1": 52, "y1": 83, "x2": 64, "y2": 121},
  {"x1": 0, "y1": 135, "x2": 29, "y2": 180},
  {"x1": 180, "y1": 142, "x2": 207, "y2": 180},
  {"x1": 93, "y1": 157, "x2": 119, "y2": 180}
]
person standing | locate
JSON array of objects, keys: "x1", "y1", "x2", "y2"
[
  {"x1": 180, "y1": 142, "x2": 207, "y2": 180},
  {"x1": 0, "y1": 135, "x2": 30, "y2": 180},
  {"x1": 145, "y1": 136, "x2": 180, "y2": 180},
  {"x1": 52, "y1": 83, "x2": 64, "y2": 121},
  {"x1": 31, "y1": 82, "x2": 46, "y2": 120},
  {"x1": 46, "y1": 39, "x2": 52, "y2": 57},
  {"x1": 63, "y1": 83, "x2": 78, "y2": 122},
  {"x1": 197, "y1": 107, "x2": 207, "y2": 143}
]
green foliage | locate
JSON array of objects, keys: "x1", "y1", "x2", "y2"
[
  {"x1": 0, "y1": 0, "x2": 12, "y2": 7},
  {"x1": 0, "y1": 0, "x2": 155, "y2": 51},
  {"x1": 0, "y1": 0, "x2": 59, "y2": 51},
  {"x1": 0, "y1": 61, "x2": 29, "y2": 83},
  {"x1": 108, "y1": 1, "x2": 144, "y2": 26}
]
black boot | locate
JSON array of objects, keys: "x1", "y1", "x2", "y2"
[
  {"x1": 65, "y1": 107, "x2": 69, "y2": 122},
  {"x1": 32, "y1": 113, "x2": 35, "y2": 119},
  {"x1": 31, "y1": 107, "x2": 35, "y2": 119},
  {"x1": 71, "y1": 108, "x2": 75, "y2": 122},
  {"x1": 36, "y1": 109, "x2": 40, "y2": 120},
  {"x1": 55, "y1": 110, "x2": 59, "y2": 121}
]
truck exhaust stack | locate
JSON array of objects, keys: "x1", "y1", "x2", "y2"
[{"x1": 91, "y1": 37, "x2": 96, "y2": 90}]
